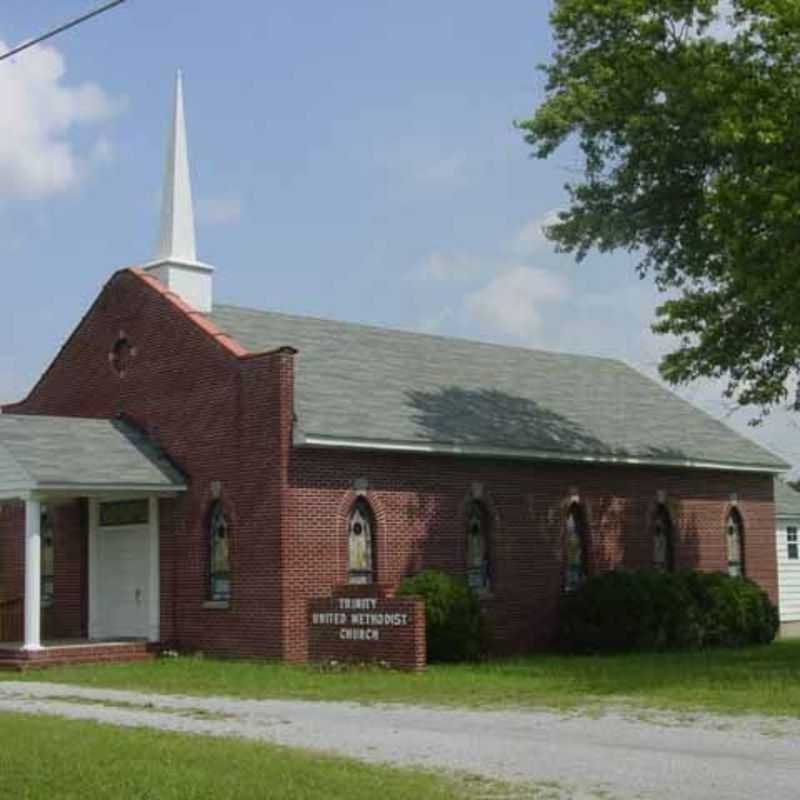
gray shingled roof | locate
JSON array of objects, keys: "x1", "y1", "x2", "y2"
[
  {"x1": 0, "y1": 415, "x2": 185, "y2": 494},
  {"x1": 209, "y1": 305, "x2": 788, "y2": 473},
  {"x1": 775, "y1": 480, "x2": 800, "y2": 517}
]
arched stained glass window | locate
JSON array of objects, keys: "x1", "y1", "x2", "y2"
[
  {"x1": 41, "y1": 506, "x2": 54, "y2": 608},
  {"x1": 564, "y1": 503, "x2": 588, "y2": 592},
  {"x1": 466, "y1": 501, "x2": 490, "y2": 592},
  {"x1": 348, "y1": 500, "x2": 375, "y2": 584},
  {"x1": 726, "y1": 509, "x2": 745, "y2": 578},
  {"x1": 208, "y1": 502, "x2": 231, "y2": 602},
  {"x1": 653, "y1": 505, "x2": 674, "y2": 572}
]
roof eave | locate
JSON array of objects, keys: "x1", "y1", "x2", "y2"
[
  {"x1": 0, "y1": 483, "x2": 36, "y2": 500},
  {"x1": 295, "y1": 433, "x2": 789, "y2": 475},
  {"x1": 0, "y1": 482, "x2": 186, "y2": 501},
  {"x1": 34, "y1": 482, "x2": 187, "y2": 493}
]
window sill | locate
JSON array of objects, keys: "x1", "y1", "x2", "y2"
[{"x1": 202, "y1": 600, "x2": 230, "y2": 610}]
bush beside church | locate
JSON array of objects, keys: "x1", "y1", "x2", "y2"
[{"x1": 560, "y1": 569, "x2": 779, "y2": 653}]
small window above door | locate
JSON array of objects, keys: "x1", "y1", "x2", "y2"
[{"x1": 99, "y1": 499, "x2": 150, "y2": 527}]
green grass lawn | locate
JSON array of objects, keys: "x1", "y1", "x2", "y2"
[
  {"x1": 7, "y1": 641, "x2": 800, "y2": 717},
  {"x1": 0, "y1": 712, "x2": 526, "y2": 800}
]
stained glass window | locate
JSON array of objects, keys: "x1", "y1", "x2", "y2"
[
  {"x1": 726, "y1": 509, "x2": 745, "y2": 577},
  {"x1": 466, "y1": 501, "x2": 490, "y2": 592},
  {"x1": 348, "y1": 500, "x2": 375, "y2": 584},
  {"x1": 209, "y1": 502, "x2": 231, "y2": 602},
  {"x1": 653, "y1": 505, "x2": 674, "y2": 571},
  {"x1": 41, "y1": 506, "x2": 54, "y2": 608},
  {"x1": 564, "y1": 503, "x2": 587, "y2": 592}
]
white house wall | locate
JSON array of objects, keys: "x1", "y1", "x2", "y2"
[{"x1": 777, "y1": 515, "x2": 800, "y2": 623}]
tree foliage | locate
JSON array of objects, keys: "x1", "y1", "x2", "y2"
[{"x1": 519, "y1": 1, "x2": 800, "y2": 413}]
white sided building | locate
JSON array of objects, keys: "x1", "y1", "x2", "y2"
[{"x1": 775, "y1": 480, "x2": 800, "y2": 636}]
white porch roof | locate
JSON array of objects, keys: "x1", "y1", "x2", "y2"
[{"x1": 0, "y1": 414, "x2": 186, "y2": 498}]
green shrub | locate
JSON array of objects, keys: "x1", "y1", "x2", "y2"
[
  {"x1": 398, "y1": 570, "x2": 485, "y2": 662},
  {"x1": 682, "y1": 571, "x2": 779, "y2": 647},
  {"x1": 560, "y1": 569, "x2": 778, "y2": 653}
]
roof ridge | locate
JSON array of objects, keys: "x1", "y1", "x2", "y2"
[
  {"x1": 132, "y1": 269, "x2": 248, "y2": 357},
  {"x1": 211, "y1": 303, "x2": 625, "y2": 366}
]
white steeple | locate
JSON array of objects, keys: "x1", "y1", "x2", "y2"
[
  {"x1": 144, "y1": 71, "x2": 214, "y2": 312},
  {"x1": 156, "y1": 70, "x2": 196, "y2": 263}
]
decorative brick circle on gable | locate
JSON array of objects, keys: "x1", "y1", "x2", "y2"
[{"x1": 109, "y1": 332, "x2": 136, "y2": 378}]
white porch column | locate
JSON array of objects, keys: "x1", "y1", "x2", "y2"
[{"x1": 23, "y1": 497, "x2": 42, "y2": 650}]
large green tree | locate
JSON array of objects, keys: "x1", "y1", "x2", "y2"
[{"x1": 519, "y1": 0, "x2": 800, "y2": 414}]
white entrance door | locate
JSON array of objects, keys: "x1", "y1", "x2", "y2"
[{"x1": 93, "y1": 526, "x2": 151, "y2": 640}]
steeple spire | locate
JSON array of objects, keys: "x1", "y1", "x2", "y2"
[
  {"x1": 144, "y1": 71, "x2": 214, "y2": 312},
  {"x1": 156, "y1": 70, "x2": 196, "y2": 263}
]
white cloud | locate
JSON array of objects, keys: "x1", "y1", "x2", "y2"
[
  {"x1": 417, "y1": 306, "x2": 455, "y2": 334},
  {"x1": 512, "y1": 209, "x2": 562, "y2": 255},
  {"x1": 567, "y1": 280, "x2": 800, "y2": 474},
  {"x1": 371, "y1": 135, "x2": 468, "y2": 190},
  {"x1": 90, "y1": 135, "x2": 114, "y2": 165},
  {"x1": 464, "y1": 266, "x2": 569, "y2": 340},
  {"x1": 197, "y1": 194, "x2": 243, "y2": 226},
  {"x1": 414, "y1": 251, "x2": 484, "y2": 282},
  {"x1": 0, "y1": 40, "x2": 121, "y2": 198},
  {"x1": 413, "y1": 207, "x2": 567, "y2": 286},
  {"x1": 418, "y1": 153, "x2": 466, "y2": 186}
]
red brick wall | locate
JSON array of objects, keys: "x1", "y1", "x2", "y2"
[
  {"x1": 5, "y1": 270, "x2": 290, "y2": 658},
  {"x1": 0, "y1": 503, "x2": 24, "y2": 641},
  {"x1": 48, "y1": 500, "x2": 87, "y2": 639},
  {"x1": 283, "y1": 448, "x2": 777, "y2": 658},
  {"x1": 0, "y1": 499, "x2": 85, "y2": 641},
  {"x1": 0, "y1": 504, "x2": 24, "y2": 607}
]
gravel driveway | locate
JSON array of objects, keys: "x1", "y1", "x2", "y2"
[{"x1": 1, "y1": 681, "x2": 800, "y2": 799}]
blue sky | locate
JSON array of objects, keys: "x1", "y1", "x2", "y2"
[{"x1": 1, "y1": 0, "x2": 798, "y2": 472}]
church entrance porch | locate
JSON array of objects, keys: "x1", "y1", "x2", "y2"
[
  {"x1": 0, "y1": 495, "x2": 162, "y2": 668},
  {"x1": 0, "y1": 414, "x2": 186, "y2": 664}
]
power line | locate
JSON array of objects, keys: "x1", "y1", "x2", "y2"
[{"x1": 0, "y1": 0, "x2": 128, "y2": 63}]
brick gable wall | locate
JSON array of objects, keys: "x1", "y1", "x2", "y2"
[{"x1": 2, "y1": 270, "x2": 290, "y2": 658}]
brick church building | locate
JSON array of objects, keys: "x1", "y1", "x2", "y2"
[{"x1": 0, "y1": 76, "x2": 789, "y2": 666}]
